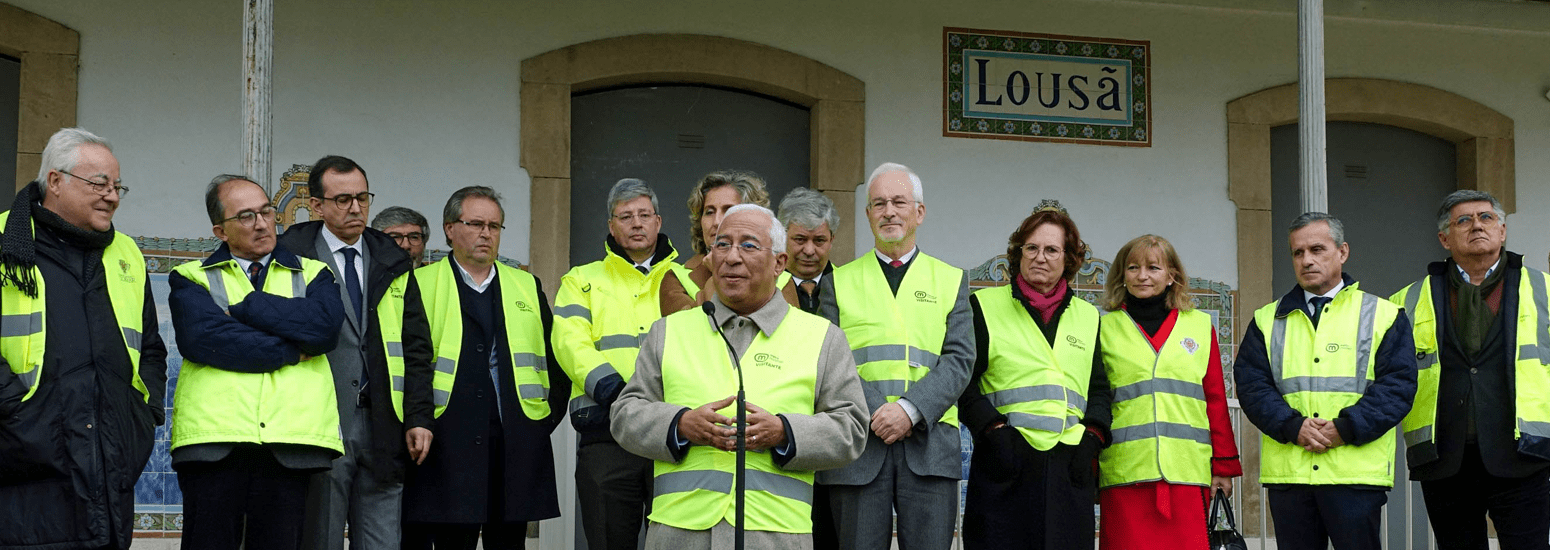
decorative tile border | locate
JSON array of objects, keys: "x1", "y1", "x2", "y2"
[{"x1": 944, "y1": 27, "x2": 1151, "y2": 147}]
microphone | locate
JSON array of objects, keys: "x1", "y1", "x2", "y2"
[{"x1": 702, "y1": 301, "x2": 747, "y2": 550}]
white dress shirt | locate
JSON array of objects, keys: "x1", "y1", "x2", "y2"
[{"x1": 321, "y1": 227, "x2": 367, "y2": 298}]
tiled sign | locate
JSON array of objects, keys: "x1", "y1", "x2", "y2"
[{"x1": 944, "y1": 27, "x2": 1151, "y2": 147}]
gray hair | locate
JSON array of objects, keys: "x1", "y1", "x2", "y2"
[
  {"x1": 865, "y1": 162, "x2": 925, "y2": 204},
  {"x1": 606, "y1": 178, "x2": 659, "y2": 216},
  {"x1": 205, "y1": 174, "x2": 257, "y2": 225},
  {"x1": 777, "y1": 188, "x2": 840, "y2": 235},
  {"x1": 371, "y1": 206, "x2": 429, "y2": 234},
  {"x1": 38, "y1": 128, "x2": 113, "y2": 192},
  {"x1": 441, "y1": 186, "x2": 504, "y2": 246},
  {"x1": 1289, "y1": 211, "x2": 1346, "y2": 246},
  {"x1": 723, "y1": 203, "x2": 787, "y2": 254},
  {"x1": 1436, "y1": 189, "x2": 1507, "y2": 233}
]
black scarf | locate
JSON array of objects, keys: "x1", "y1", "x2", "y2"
[{"x1": 1, "y1": 181, "x2": 116, "y2": 298}]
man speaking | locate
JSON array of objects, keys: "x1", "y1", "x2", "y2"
[{"x1": 612, "y1": 204, "x2": 868, "y2": 549}]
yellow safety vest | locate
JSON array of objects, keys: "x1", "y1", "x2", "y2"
[
  {"x1": 973, "y1": 284, "x2": 1097, "y2": 450},
  {"x1": 553, "y1": 245, "x2": 696, "y2": 419},
  {"x1": 1099, "y1": 309, "x2": 1213, "y2": 488},
  {"x1": 1254, "y1": 283, "x2": 1401, "y2": 486},
  {"x1": 833, "y1": 252, "x2": 963, "y2": 427},
  {"x1": 169, "y1": 255, "x2": 343, "y2": 453},
  {"x1": 1390, "y1": 268, "x2": 1550, "y2": 461},
  {"x1": 0, "y1": 212, "x2": 150, "y2": 404},
  {"x1": 414, "y1": 258, "x2": 551, "y2": 421},
  {"x1": 377, "y1": 272, "x2": 411, "y2": 421},
  {"x1": 650, "y1": 306, "x2": 828, "y2": 533}
]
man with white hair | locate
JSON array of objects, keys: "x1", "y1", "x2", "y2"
[
  {"x1": 0, "y1": 127, "x2": 169, "y2": 549},
  {"x1": 1391, "y1": 190, "x2": 1550, "y2": 549},
  {"x1": 818, "y1": 163, "x2": 975, "y2": 550},
  {"x1": 612, "y1": 204, "x2": 868, "y2": 549}
]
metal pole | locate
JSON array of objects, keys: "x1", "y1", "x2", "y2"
[
  {"x1": 1298, "y1": 0, "x2": 1328, "y2": 214},
  {"x1": 243, "y1": 0, "x2": 273, "y2": 192}
]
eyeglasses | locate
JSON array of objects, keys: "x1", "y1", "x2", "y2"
[
  {"x1": 220, "y1": 205, "x2": 278, "y2": 227},
  {"x1": 711, "y1": 240, "x2": 771, "y2": 255},
  {"x1": 868, "y1": 198, "x2": 915, "y2": 213},
  {"x1": 1452, "y1": 211, "x2": 1500, "y2": 228},
  {"x1": 320, "y1": 192, "x2": 374, "y2": 209},
  {"x1": 1021, "y1": 243, "x2": 1064, "y2": 260},
  {"x1": 612, "y1": 211, "x2": 657, "y2": 224},
  {"x1": 59, "y1": 170, "x2": 129, "y2": 197},
  {"x1": 453, "y1": 219, "x2": 504, "y2": 233},
  {"x1": 387, "y1": 231, "x2": 426, "y2": 245}
]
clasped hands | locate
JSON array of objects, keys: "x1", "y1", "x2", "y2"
[
  {"x1": 1296, "y1": 417, "x2": 1345, "y2": 453},
  {"x1": 679, "y1": 396, "x2": 787, "y2": 452}
]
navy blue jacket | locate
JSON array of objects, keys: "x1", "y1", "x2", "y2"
[
  {"x1": 1234, "y1": 273, "x2": 1417, "y2": 447},
  {"x1": 168, "y1": 242, "x2": 345, "y2": 372}
]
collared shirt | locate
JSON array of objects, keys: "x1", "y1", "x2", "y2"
[
  {"x1": 634, "y1": 259, "x2": 654, "y2": 273},
  {"x1": 320, "y1": 226, "x2": 367, "y2": 297},
  {"x1": 1457, "y1": 258, "x2": 1502, "y2": 284},
  {"x1": 793, "y1": 271, "x2": 824, "y2": 287},
  {"x1": 875, "y1": 247, "x2": 918, "y2": 266},
  {"x1": 233, "y1": 253, "x2": 273, "y2": 281},
  {"x1": 1303, "y1": 280, "x2": 1346, "y2": 318},
  {"x1": 452, "y1": 259, "x2": 497, "y2": 294}
]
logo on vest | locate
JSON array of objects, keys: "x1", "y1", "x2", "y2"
[
  {"x1": 515, "y1": 300, "x2": 533, "y2": 312},
  {"x1": 582, "y1": 283, "x2": 592, "y2": 293},
  {"x1": 1324, "y1": 343, "x2": 1349, "y2": 353},
  {"x1": 913, "y1": 290, "x2": 938, "y2": 304},
  {"x1": 753, "y1": 352, "x2": 783, "y2": 370},
  {"x1": 1065, "y1": 334, "x2": 1087, "y2": 351},
  {"x1": 1181, "y1": 337, "x2": 1199, "y2": 355},
  {"x1": 118, "y1": 259, "x2": 136, "y2": 283}
]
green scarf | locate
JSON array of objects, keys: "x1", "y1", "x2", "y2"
[{"x1": 1448, "y1": 258, "x2": 1505, "y2": 356}]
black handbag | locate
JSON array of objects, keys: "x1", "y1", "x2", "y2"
[{"x1": 1209, "y1": 488, "x2": 1248, "y2": 550}]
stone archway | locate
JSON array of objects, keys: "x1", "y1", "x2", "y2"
[
  {"x1": 1, "y1": 2, "x2": 79, "y2": 192},
  {"x1": 1227, "y1": 78, "x2": 1514, "y2": 317},
  {"x1": 519, "y1": 34, "x2": 865, "y2": 293}
]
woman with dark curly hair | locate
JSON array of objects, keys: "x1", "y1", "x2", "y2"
[
  {"x1": 1096, "y1": 234, "x2": 1241, "y2": 550},
  {"x1": 957, "y1": 202, "x2": 1113, "y2": 549}
]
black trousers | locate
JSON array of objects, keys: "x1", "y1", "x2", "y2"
[
  {"x1": 176, "y1": 446, "x2": 314, "y2": 550},
  {"x1": 575, "y1": 440, "x2": 653, "y2": 550},
  {"x1": 810, "y1": 483, "x2": 838, "y2": 550},
  {"x1": 403, "y1": 419, "x2": 526, "y2": 550},
  {"x1": 1266, "y1": 485, "x2": 1387, "y2": 550},
  {"x1": 962, "y1": 428, "x2": 1093, "y2": 550},
  {"x1": 1421, "y1": 448, "x2": 1550, "y2": 550}
]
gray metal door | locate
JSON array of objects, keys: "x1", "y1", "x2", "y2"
[
  {"x1": 1, "y1": 54, "x2": 19, "y2": 207},
  {"x1": 569, "y1": 85, "x2": 810, "y2": 265},
  {"x1": 1271, "y1": 121, "x2": 1457, "y2": 549}
]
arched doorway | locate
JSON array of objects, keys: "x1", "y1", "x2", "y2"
[
  {"x1": 519, "y1": 34, "x2": 866, "y2": 295},
  {"x1": 0, "y1": 2, "x2": 79, "y2": 197}
]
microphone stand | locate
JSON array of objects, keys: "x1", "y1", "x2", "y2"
[{"x1": 703, "y1": 302, "x2": 747, "y2": 550}]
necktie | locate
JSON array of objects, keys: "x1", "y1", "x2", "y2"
[
  {"x1": 799, "y1": 279, "x2": 818, "y2": 296},
  {"x1": 247, "y1": 261, "x2": 264, "y2": 285},
  {"x1": 342, "y1": 248, "x2": 364, "y2": 321},
  {"x1": 636, "y1": 265, "x2": 649, "y2": 275},
  {"x1": 1309, "y1": 296, "x2": 1332, "y2": 328},
  {"x1": 888, "y1": 260, "x2": 904, "y2": 268}
]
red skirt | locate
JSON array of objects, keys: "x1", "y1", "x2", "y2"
[{"x1": 1098, "y1": 481, "x2": 1210, "y2": 550}]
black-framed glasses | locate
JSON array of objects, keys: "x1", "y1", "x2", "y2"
[
  {"x1": 387, "y1": 231, "x2": 426, "y2": 244},
  {"x1": 220, "y1": 205, "x2": 278, "y2": 227},
  {"x1": 453, "y1": 219, "x2": 504, "y2": 233},
  {"x1": 710, "y1": 240, "x2": 770, "y2": 255},
  {"x1": 612, "y1": 210, "x2": 657, "y2": 224},
  {"x1": 59, "y1": 170, "x2": 129, "y2": 197},
  {"x1": 320, "y1": 192, "x2": 374, "y2": 209}
]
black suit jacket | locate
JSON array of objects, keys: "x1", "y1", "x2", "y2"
[{"x1": 277, "y1": 221, "x2": 436, "y2": 472}]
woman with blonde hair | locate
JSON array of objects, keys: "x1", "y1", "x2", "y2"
[
  {"x1": 1096, "y1": 234, "x2": 1241, "y2": 550},
  {"x1": 658, "y1": 169, "x2": 770, "y2": 313}
]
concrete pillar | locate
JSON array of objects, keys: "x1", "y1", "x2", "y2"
[
  {"x1": 1298, "y1": 0, "x2": 1327, "y2": 214},
  {"x1": 243, "y1": 0, "x2": 272, "y2": 191}
]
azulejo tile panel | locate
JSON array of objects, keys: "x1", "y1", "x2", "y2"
[{"x1": 944, "y1": 27, "x2": 1151, "y2": 147}]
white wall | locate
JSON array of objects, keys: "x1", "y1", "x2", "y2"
[{"x1": 10, "y1": 0, "x2": 1550, "y2": 280}]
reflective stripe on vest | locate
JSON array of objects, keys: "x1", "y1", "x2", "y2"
[
  {"x1": 1098, "y1": 308, "x2": 1214, "y2": 488},
  {"x1": 379, "y1": 273, "x2": 410, "y2": 421},
  {"x1": 553, "y1": 245, "x2": 695, "y2": 423},
  {"x1": 1394, "y1": 269, "x2": 1550, "y2": 451},
  {"x1": 973, "y1": 284, "x2": 1098, "y2": 451},
  {"x1": 170, "y1": 256, "x2": 343, "y2": 453},
  {"x1": 651, "y1": 306, "x2": 828, "y2": 533},
  {"x1": 0, "y1": 212, "x2": 149, "y2": 404},
  {"x1": 414, "y1": 258, "x2": 551, "y2": 421},
  {"x1": 1255, "y1": 284, "x2": 1400, "y2": 486},
  {"x1": 834, "y1": 252, "x2": 962, "y2": 427}
]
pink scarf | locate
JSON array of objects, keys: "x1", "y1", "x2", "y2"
[{"x1": 1016, "y1": 276, "x2": 1067, "y2": 324}]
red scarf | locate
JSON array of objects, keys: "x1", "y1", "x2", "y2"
[{"x1": 1017, "y1": 276, "x2": 1067, "y2": 324}]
